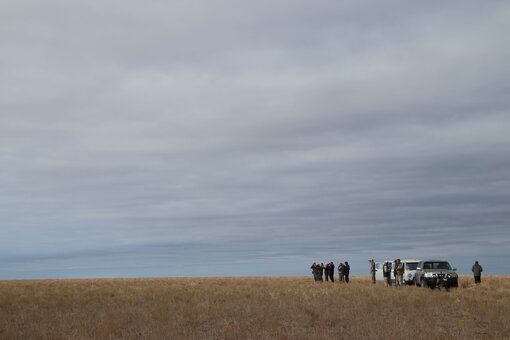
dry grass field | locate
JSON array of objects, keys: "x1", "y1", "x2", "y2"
[{"x1": 1, "y1": 275, "x2": 509, "y2": 339}]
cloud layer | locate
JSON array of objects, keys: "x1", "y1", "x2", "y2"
[{"x1": 1, "y1": 0, "x2": 510, "y2": 278}]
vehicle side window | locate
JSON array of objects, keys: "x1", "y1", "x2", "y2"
[{"x1": 405, "y1": 263, "x2": 418, "y2": 270}]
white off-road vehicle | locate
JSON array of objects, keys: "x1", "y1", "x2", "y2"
[
  {"x1": 402, "y1": 260, "x2": 420, "y2": 284},
  {"x1": 414, "y1": 260, "x2": 459, "y2": 288}
]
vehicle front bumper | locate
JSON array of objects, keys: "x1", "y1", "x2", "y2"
[{"x1": 423, "y1": 277, "x2": 458, "y2": 287}]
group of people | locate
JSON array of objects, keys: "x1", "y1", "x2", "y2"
[
  {"x1": 368, "y1": 259, "x2": 485, "y2": 286},
  {"x1": 310, "y1": 261, "x2": 350, "y2": 283},
  {"x1": 374, "y1": 259, "x2": 405, "y2": 287},
  {"x1": 312, "y1": 259, "x2": 485, "y2": 286}
]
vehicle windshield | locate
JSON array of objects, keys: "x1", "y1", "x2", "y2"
[
  {"x1": 405, "y1": 263, "x2": 418, "y2": 270},
  {"x1": 423, "y1": 262, "x2": 452, "y2": 270}
]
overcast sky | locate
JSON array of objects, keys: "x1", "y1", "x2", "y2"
[{"x1": 1, "y1": 0, "x2": 510, "y2": 279}]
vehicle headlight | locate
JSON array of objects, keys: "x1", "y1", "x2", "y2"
[{"x1": 407, "y1": 273, "x2": 412, "y2": 278}]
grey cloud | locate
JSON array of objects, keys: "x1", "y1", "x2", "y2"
[{"x1": 1, "y1": 1, "x2": 510, "y2": 278}]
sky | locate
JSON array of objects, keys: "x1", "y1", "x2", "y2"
[{"x1": 1, "y1": 0, "x2": 510, "y2": 279}]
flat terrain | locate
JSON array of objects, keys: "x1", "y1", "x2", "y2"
[{"x1": 1, "y1": 275, "x2": 508, "y2": 339}]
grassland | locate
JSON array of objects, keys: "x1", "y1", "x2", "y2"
[{"x1": 0, "y1": 275, "x2": 509, "y2": 339}]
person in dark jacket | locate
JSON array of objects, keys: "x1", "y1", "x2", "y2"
[
  {"x1": 344, "y1": 261, "x2": 350, "y2": 283},
  {"x1": 369, "y1": 259, "x2": 376, "y2": 284},
  {"x1": 472, "y1": 261, "x2": 483, "y2": 284},
  {"x1": 328, "y1": 262, "x2": 335, "y2": 282},
  {"x1": 319, "y1": 263, "x2": 325, "y2": 282},
  {"x1": 324, "y1": 262, "x2": 330, "y2": 281},
  {"x1": 383, "y1": 261, "x2": 392, "y2": 287},
  {"x1": 311, "y1": 262, "x2": 318, "y2": 281},
  {"x1": 393, "y1": 260, "x2": 398, "y2": 282}
]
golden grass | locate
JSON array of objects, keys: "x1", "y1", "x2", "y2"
[{"x1": 0, "y1": 275, "x2": 509, "y2": 339}]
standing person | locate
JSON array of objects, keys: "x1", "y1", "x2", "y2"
[
  {"x1": 369, "y1": 259, "x2": 376, "y2": 284},
  {"x1": 319, "y1": 263, "x2": 325, "y2": 282},
  {"x1": 383, "y1": 261, "x2": 392, "y2": 287},
  {"x1": 329, "y1": 262, "x2": 335, "y2": 282},
  {"x1": 338, "y1": 262, "x2": 345, "y2": 283},
  {"x1": 393, "y1": 260, "x2": 398, "y2": 283},
  {"x1": 395, "y1": 259, "x2": 404, "y2": 287},
  {"x1": 344, "y1": 261, "x2": 350, "y2": 283},
  {"x1": 324, "y1": 263, "x2": 330, "y2": 282},
  {"x1": 472, "y1": 261, "x2": 483, "y2": 284},
  {"x1": 311, "y1": 262, "x2": 318, "y2": 282},
  {"x1": 382, "y1": 261, "x2": 388, "y2": 286}
]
